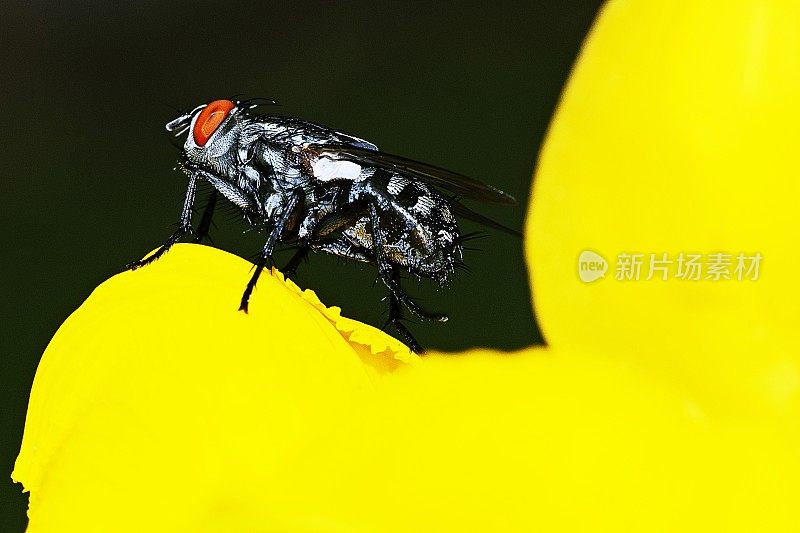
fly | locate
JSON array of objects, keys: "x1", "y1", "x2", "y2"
[{"x1": 127, "y1": 98, "x2": 520, "y2": 353}]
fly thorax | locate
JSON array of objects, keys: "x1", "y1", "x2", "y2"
[{"x1": 274, "y1": 166, "x2": 306, "y2": 190}]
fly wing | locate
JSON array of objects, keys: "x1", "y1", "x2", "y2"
[
  {"x1": 449, "y1": 200, "x2": 522, "y2": 238},
  {"x1": 308, "y1": 143, "x2": 517, "y2": 205}
]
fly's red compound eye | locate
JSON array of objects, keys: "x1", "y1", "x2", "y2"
[{"x1": 193, "y1": 99, "x2": 236, "y2": 147}]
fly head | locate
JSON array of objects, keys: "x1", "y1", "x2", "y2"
[{"x1": 166, "y1": 99, "x2": 245, "y2": 176}]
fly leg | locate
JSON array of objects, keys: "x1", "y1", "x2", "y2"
[
  {"x1": 239, "y1": 191, "x2": 303, "y2": 313},
  {"x1": 384, "y1": 267, "x2": 425, "y2": 354},
  {"x1": 193, "y1": 189, "x2": 218, "y2": 243},
  {"x1": 368, "y1": 203, "x2": 448, "y2": 323},
  {"x1": 282, "y1": 201, "x2": 368, "y2": 280},
  {"x1": 127, "y1": 175, "x2": 197, "y2": 270},
  {"x1": 282, "y1": 246, "x2": 310, "y2": 280}
]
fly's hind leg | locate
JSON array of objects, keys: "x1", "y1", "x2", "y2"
[
  {"x1": 384, "y1": 267, "x2": 425, "y2": 354},
  {"x1": 368, "y1": 203, "x2": 448, "y2": 324}
]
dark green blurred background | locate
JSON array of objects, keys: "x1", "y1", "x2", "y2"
[{"x1": 1, "y1": 1, "x2": 601, "y2": 529}]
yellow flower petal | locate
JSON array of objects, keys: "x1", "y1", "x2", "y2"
[
  {"x1": 528, "y1": 0, "x2": 800, "y2": 417},
  {"x1": 13, "y1": 244, "x2": 402, "y2": 531},
  {"x1": 273, "y1": 269, "x2": 417, "y2": 368},
  {"x1": 14, "y1": 246, "x2": 800, "y2": 531}
]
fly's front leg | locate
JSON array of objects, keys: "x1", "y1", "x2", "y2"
[
  {"x1": 239, "y1": 191, "x2": 303, "y2": 313},
  {"x1": 193, "y1": 189, "x2": 218, "y2": 243},
  {"x1": 368, "y1": 203, "x2": 448, "y2": 324},
  {"x1": 127, "y1": 175, "x2": 197, "y2": 270}
]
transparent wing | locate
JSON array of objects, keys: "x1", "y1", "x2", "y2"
[
  {"x1": 449, "y1": 200, "x2": 522, "y2": 238},
  {"x1": 308, "y1": 143, "x2": 517, "y2": 205}
]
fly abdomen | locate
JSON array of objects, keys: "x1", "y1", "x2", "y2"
[{"x1": 342, "y1": 172, "x2": 462, "y2": 283}]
